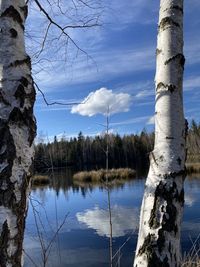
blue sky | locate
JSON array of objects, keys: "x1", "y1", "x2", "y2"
[{"x1": 26, "y1": 0, "x2": 200, "y2": 141}]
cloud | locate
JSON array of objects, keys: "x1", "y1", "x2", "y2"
[
  {"x1": 184, "y1": 76, "x2": 200, "y2": 91},
  {"x1": 71, "y1": 88, "x2": 132, "y2": 116},
  {"x1": 105, "y1": 0, "x2": 158, "y2": 30},
  {"x1": 135, "y1": 89, "x2": 154, "y2": 99},
  {"x1": 110, "y1": 116, "x2": 149, "y2": 127},
  {"x1": 76, "y1": 205, "x2": 139, "y2": 238},
  {"x1": 184, "y1": 193, "x2": 196, "y2": 207},
  {"x1": 33, "y1": 46, "x2": 155, "y2": 92},
  {"x1": 147, "y1": 115, "x2": 155, "y2": 125},
  {"x1": 27, "y1": 0, "x2": 157, "y2": 94},
  {"x1": 185, "y1": 39, "x2": 200, "y2": 66}
]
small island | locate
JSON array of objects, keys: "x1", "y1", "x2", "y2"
[{"x1": 73, "y1": 168, "x2": 136, "y2": 182}]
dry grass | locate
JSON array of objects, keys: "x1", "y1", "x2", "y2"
[
  {"x1": 73, "y1": 168, "x2": 136, "y2": 182},
  {"x1": 32, "y1": 175, "x2": 50, "y2": 185},
  {"x1": 181, "y1": 235, "x2": 200, "y2": 267},
  {"x1": 182, "y1": 258, "x2": 200, "y2": 267},
  {"x1": 186, "y1": 163, "x2": 200, "y2": 174}
]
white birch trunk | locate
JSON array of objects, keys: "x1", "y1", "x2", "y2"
[
  {"x1": 0, "y1": 1, "x2": 36, "y2": 266},
  {"x1": 134, "y1": 1, "x2": 186, "y2": 266}
]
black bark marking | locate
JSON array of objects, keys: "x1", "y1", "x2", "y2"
[
  {"x1": 159, "y1": 17, "x2": 180, "y2": 30},
  {"x1": 171, "y1": 5, "x2": 183, "y2": 14},
  {"x1": 8, "y1": 107, "x2": 36, "y2": 146},
  {"x1": 23, "y1": 108, "x2": 37, "y2": 146},
  {"x1": 0, "y1": 177, "x2": 30, "y2": 266},
  {"x1": 8, "y1": 108, "x2": 24, "y2": 124},
  {"x1": 14, "y1": 84, "x2": 26, "y2": 108},
  {"x1": 168, "y1": 85, "x2": 176, "y2": 93},
  {"x1": 13, "y1": 173, "x2": 30, "y2": 266},
  {"x1": 138, "y1": 233, "x2": 155, "y2": 256},
  {"x1": 0, "y1": 119, "x2": 16, "y2": 180},
  {"x1": 138, "y1": 233, "x2": 170, "y2": 267},
  {"x1": 0, "y1": 119, "x2": 17, "y2": 211},
  {"x1": 9, "y1": 28, "x2": 18, "y2": 38},
  {"x1": 0, "y1": 185, "x2": 17, "y2": 208},
  {"x1": 139, "y1": 179, "x2": 185, "y2": 266},
  {"x1": 149, "y1": 180, "x2": 184, "y2": 231},
  {"x1": 9, "y1": 56, "x2": 31, "y2": 69},
  {"x1": 168, "y1": 242, "x2": 172, "y2": 253},
  {"x1": 26, "y1": 87, "x2": 36, "y2": 104},
  {"x1": 178, "y1": 189, "x2": 184, "y2": 205},
  {"x1": 156, "y1": 49, "x2": 162, "y2": 56},
  {"x1": 157, "y1": 229, "x2": 166, "y2": 253},
  {"x1": 159, "y1": 155, "x2": 164, "y2": 162},
  {"x1": 0, "y1": 220, "x2": 10, "y2": 266},
  {"x1": 149, "y1": 151, "x2": 158, "y2": 166},
  {"x1": 166, "y1": 136, "x2": 174, "y2": 140},
  {"x1": 156, "y1": 82, "x2": 177, "y2": 93},
  {"x1": 163, "y1": 5, "x2": 183, "y2": 14},
  {"x1": 19, "y1": 77, "x2": 29, "y2": 87},
  {"x1": 163, "y1": 170, "x2": 186, "y2": 179},
  {"x1": 20, "y1": 5, "x2": 28, "y2": 19},
  {"x1": 18, "y1": 157, "x2": 21, "y2": 164},
  {"x1": 1, "y1": 6, "x2": 24, "y2": 30},
  {"x1": 0, "y1": 91, "x2": 10, "y2": 106},
  {"x1": 184, "y1": 119, "x2": 188, "y2": 140},
  {"x1": 177, "y1": 157, "x2": 182, "y2": 166},
  {"x1": 165, "y1": 54, "x2": 185, "y2": 69},
  {"x1": 149, "y1": 196, "x2": 161, "y2": 229}
]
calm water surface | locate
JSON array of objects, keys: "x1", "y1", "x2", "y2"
[{"x1": 24, "y1": 170, "x2": 200, "y2": 267}]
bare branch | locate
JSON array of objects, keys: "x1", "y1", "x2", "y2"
[
  {"x1": 34, "y1": 81, "x2": 90, "y2": 106},
  {"x1": 32, "y1": 0, "x2": 101, "y2": 57}
]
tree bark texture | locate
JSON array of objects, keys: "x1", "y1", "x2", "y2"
[
  {"x1": 0, "y1": 0, "x2": 36, "y2": 266},
  {"x1": 134, "y1": 1, "x2": 186, "y2": 266}
]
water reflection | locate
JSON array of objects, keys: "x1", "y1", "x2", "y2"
[
  {"x1": 24, "y1": 171, "x2": 200, "y2": 267},
  {"x1": 32, "y1": 169, "x2": 137, "y2": 198},
  {"x1": 185, "y1": 193, "x2": 196, "y2": 207},
  {"x1": 77, "y1": 205, "x2": 139, "y2": 237}
]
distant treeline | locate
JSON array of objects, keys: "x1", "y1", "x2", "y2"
[
  {"x1": 34, "y1": 120, "x2": 200, "y2": 172},
  {"x1": 187, "y1": 120, "x2": 200, "y2": 163}
]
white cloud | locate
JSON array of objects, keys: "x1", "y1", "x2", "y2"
[
  {"x1": 33, "y1": 46, "x2": 155, "y2": 92},
  {"x1": 71, "y1": 88, "x2": 132, "y2": 116},
  {"x1": 185, "y1": 193, "x2": 196, "y2": 207},
  {"x1": 147, "y1": 115, "x2": 155, "y2": 125},
  {"x1": 76, "y1": 205, "x2": 139, "y2": 238},
  {"x1": 135, "y1": 90, "x2": 154, "y2": 99}
]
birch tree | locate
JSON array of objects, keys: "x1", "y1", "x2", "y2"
[
  {"x1": 0, "y1": 1, "x2": 101, "y2": 266},
  {"x1": 0, "y1": 1, "x2": 36, "y2": 266},
  {"x1": 134, "y1": 1, "x2": 186, "y2": 266}
]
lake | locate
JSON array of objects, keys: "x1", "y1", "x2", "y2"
[{"x1": 24, "y1": 170, "x2": 200, "y2": 267}]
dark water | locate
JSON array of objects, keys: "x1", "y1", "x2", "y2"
[{"x1": 24, "y1": 170, "x2": 200, "y2": 267}]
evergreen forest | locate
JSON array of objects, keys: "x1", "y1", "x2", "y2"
[{"x1": 34, "y1": 120, "x2": 200, "y2": 172}]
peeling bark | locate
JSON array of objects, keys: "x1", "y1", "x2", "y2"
[
  {"x1": 134, "y1": 1, "x2": 186, "y2": 267},
  {"x1": 0, "y1": 1, "x2": 36, "y2": 266}
]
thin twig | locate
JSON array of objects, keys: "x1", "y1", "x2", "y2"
[
  {"x1": 34, "y1": 81, "x2": 90, "y2": 106},
  {"x1": 33, "y1": 0, "x2": 101, "y2": 57}
]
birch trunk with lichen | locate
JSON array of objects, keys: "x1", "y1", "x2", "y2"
[
  {"x1": 134, "y1": 1, "x2": 186, "y2": 266},
  {"x1": 0, "y1": 0, "x2": 36, "y2": 266}
]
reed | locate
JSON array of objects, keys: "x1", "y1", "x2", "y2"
[
  {"x1": 186, "y1": 163, "x2": 200, "y2": 174},
  {"x1": 32, "y1": 175, "x2": 50, "y2": 185},
  {"x1": 73, "y1": 168, "x2": 136, "y2": 182}
]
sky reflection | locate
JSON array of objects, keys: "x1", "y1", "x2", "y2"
[{"x1": 77, "y1": 205, "x2": 139, "y2": 238}]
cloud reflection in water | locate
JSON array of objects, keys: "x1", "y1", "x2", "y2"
[{"x1": 76, "y1": 205, "x2": 139, "y2": 238}]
